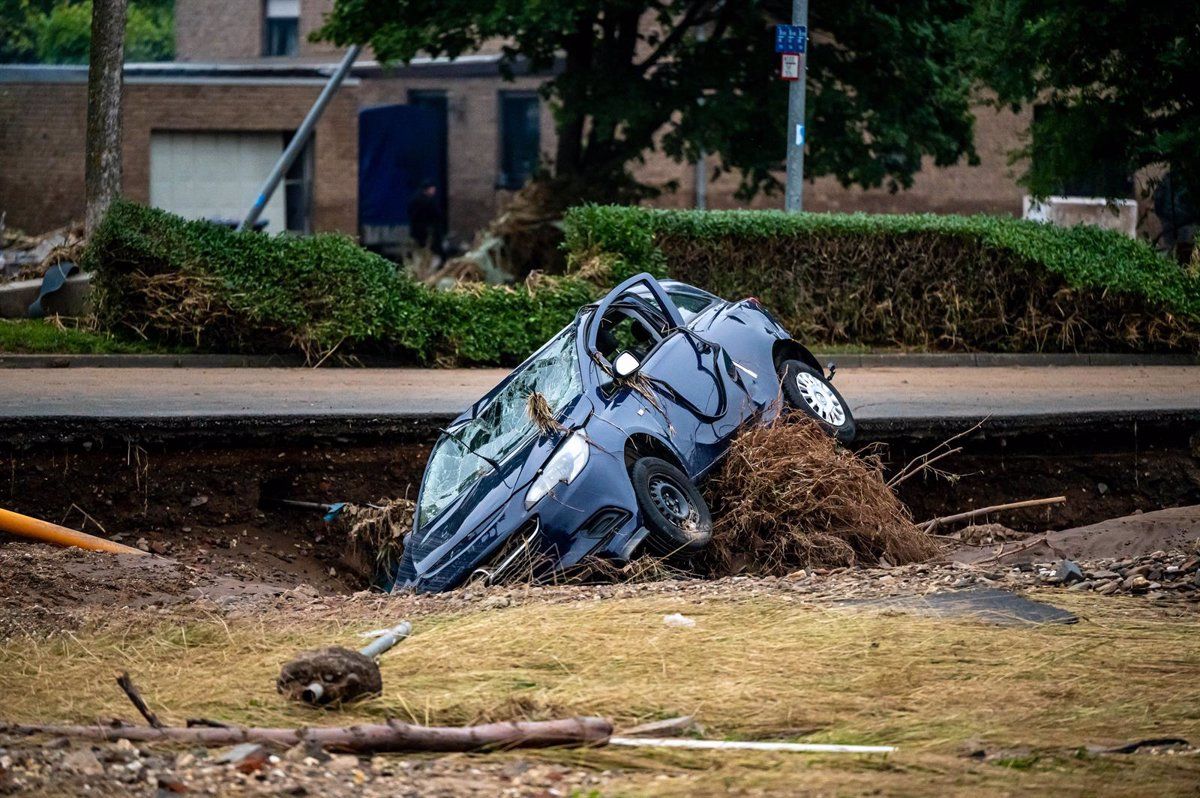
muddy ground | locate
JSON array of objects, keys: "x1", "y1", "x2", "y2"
[
  {"x1": 1, "y1": 424, "x2": 1197, "y2": 600},
  {"x1": 2, "y1": 427, "x2": 1199, "y2": 795}
]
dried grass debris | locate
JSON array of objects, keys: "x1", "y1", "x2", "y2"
[
  {"x1": 337, "y1": 499, "x2": 415, "y2": 568},
  {"x1": 704, "y1": 414, "x2": 941, "y2": 573}
]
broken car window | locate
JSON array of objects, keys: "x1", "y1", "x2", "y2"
[{"x1": 419, "y1": 330, "x2": 582, "y2": 525}]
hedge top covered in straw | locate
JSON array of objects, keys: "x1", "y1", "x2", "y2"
[
  {"x1": 563, "y1": 205, "x2": 1200, "y2": 353},
  {"x1": 82, "y1": 200, "x2": 1199, "y2": 363}
]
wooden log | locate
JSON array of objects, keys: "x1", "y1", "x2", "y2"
[{"x1": 0, "y1": 717, "x2": 612, "y2": 753}]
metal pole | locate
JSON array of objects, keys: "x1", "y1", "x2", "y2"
[
  {"x1": 238, "y1": 44, "x2": 362, "y2": 232},
  {"x1": 694, "y1": 23, "x2": 708, "y2": 210},
  {"x1": 784, "y1": 0, "x2": 808, "y2": 212}
]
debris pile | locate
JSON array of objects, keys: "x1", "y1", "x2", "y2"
[
  {"x1": 0, "y1": 220, "x2": 84, "y2": 281},
  {"x1": 1032, "y1": 550, "x2": 1200, "y2": 597},
  {"x1": 336, "y1": 499, "x2": 415, "y2": 569},
  {"x1": 0, "y1": 738, "x2": 607, "y2": 797},
  {"x1": 704, "y1": 415, "x2": 942, "y2": 573}
]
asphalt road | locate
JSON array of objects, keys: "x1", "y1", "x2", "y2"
[{"x1": 1, "y1": 365, "x2": 1196, "y2": 423}]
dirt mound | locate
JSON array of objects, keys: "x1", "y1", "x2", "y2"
[
  {"x1": 952, "y1": 505, "x2": 1200, "y2": 564},
  {"x1": 703, "y1": 415, "x2": 941, "y2": 573}
]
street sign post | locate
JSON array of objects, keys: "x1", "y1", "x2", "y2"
[{"x1": 782, "y1": 3, "x2": 808, "y2": 213}]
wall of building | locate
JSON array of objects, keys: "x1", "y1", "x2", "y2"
[
  {"x1": 359, "y1": 74, "x2": 557, "y2": 238},
  {"x1": 0, "y1": 77, "x2": 359, "y2": 235},
  {"x1": 638, "y1": 104, "x2": 1030, "y2": 217},
  {"x1": 176, "y1": 0, "x2": 263, "y2": 62},
  {"x1": 0, "y1": 81, "x2": 88, "y2": 233}
]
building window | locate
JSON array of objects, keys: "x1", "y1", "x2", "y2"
[
  {"x1": 498, "y1": 92, "x2": 540, "y2": 190},
  {"x1": 408, "y1": 90, "x2": 450, "y2": 225},
  {"x1": 264, "y1": 0, "x2": 299, "y2": 57}
]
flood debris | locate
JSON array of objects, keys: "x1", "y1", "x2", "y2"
[
  {"x1": 0, "y1": 716, "x2": 613, "y2": 754},
  {"x1": 704, "y1": 415, "x2": 941, "y2": 574},
  {"x1": 336, "y1": 499, "x2": 415, "y2": 569},
  {"x1": 277, "y1": 621, "x2": 412, "y2": 706}
]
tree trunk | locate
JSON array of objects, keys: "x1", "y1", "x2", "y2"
[
  {"x1": 84, "y1": 0, "x2": 128, "y2": 235},
  {"x1": 0, "y1": 717, "x2": 613, "y2": 753}
]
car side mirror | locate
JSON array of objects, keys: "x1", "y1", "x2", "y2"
[{"x1": 613, "y1": 351, "x2": 641, "y2": 378}]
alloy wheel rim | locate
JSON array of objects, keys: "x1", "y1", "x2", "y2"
[{"x1": 795, "y1": 372, "x2": 847, "y2": 426}]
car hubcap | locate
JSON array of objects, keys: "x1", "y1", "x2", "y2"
[
  {"x1": 648, "y1": 476, "x2": 697, "y2": 530},
  {"x1": 795, "y1": 372, "x2": 847, "y2": 426}
]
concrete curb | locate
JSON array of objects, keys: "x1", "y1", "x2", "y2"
[{"x1": 1, "y1": 351, "x2": 1198, "y2": 369}]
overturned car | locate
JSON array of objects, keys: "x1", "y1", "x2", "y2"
[{"x1": 393, "y1": 273, "x2": 855, "y2": 592}]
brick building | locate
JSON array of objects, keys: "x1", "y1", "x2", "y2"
[{"x1": 0, "y1": 0, "x2": 1032, "y2": 241}]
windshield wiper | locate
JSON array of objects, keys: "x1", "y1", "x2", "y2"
[{"x1": 439, "y1": 427, "x2": 501, "y2": 471}]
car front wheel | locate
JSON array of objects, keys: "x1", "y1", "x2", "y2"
[
  {"x1": 778, "y1": 359, "x2": 857, "y2": 443},
  {"x1": 630, "y1": 456, "x2": 713, "y2": 557}
]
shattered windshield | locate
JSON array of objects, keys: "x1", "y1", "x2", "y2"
[{"x1": 418, "y1": 329, "x2": 582, "y2": 525}]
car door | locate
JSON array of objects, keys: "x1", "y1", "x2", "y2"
[{"x1": 586, "y1": 274, "x2": 746, "y2": 475}]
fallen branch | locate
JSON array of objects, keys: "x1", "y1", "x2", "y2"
[
  {"x1": 0, "y1": 717, "x2": 613, "y2": 753},
  {"x1": 919, "y1": 496, "x2": 1066, "y2": 532},
  {"x1": 973, "y1": 535, "x2": 1050, "y2": 564},
  {"x1": 888, "y1": 446, "x2": 963, "y2": 489},
  {"x1": 116, "y1": 672, "x2": 161, "y2": 729}
]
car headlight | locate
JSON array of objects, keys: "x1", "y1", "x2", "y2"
[{"x1": 524, "y1": 431, "x2": 589, "y2": 510}]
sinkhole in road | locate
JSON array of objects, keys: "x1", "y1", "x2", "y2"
[{"x1": 0, "y1": 426, "x2": 1197, "y2": 595}]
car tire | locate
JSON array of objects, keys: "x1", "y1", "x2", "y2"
[
  {"x1": 778, "y1": 359, "x2": 857, "y2": 443},
  {"x1": 630, "y1": 456, "x2": 713, "y2": 557}
]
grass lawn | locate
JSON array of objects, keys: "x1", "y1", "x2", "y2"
[
  {"x1": 2, "y1": 591, "x2": 1197, "y2": 795},
  {"x1": 0, "y1": 318, "x2": 174, "y2": 354}
]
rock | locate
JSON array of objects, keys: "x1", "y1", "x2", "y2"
[
  {"x1": 1046, "y1": 560, "x2": 1085, "y2": 585},
  {"x1": 326, "y1": 755, "x2": 360, "y2": 772},
  {"x1": 1068, "y1": 580, "x2": 1095, "y2": 591},
  {"x1": 1179, "y1": 556, "x2": 1200, "y2": 574},
  {"x1": 135, "y1": 537, "x2": 150, "y2": 552},
  {"x1": 1124, "y1": 575, "x2": 1151, "y2": 594},
  {"x1": 157, "y1": 774, "x2": 189, "y2": 793},
  {"x1": 1095, "y1": 580, "x2": 1120, "y2": 595},
  {"x1": 62, "y1": 748, "x2": 104, "y2": 776},
  {"x1": 149, "y1": 541, "x2": 171, "y2": 556},
  {"x1": 663, "y1": 613, "x2": 696, "y2": 628},
  {"x1": 214, "y1": 743, "x2": 268, "y2": 773},
  {"x1": 1096, "y1": 482, "x2": 1108, "y2": 495},
  {"x1": 189, "y1": 495, "x2": 209, "y2": 508}
]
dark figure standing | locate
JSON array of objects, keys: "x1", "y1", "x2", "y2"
[{"x1": 407, "y1": 181, "x2": 445, "y2": 276}]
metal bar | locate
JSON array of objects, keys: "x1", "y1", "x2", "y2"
[
  {"x1": 358, "y1": 621, "x2": 412, "y2": 659},
  {"x1": 609, "y1": 737, "x2": 896, "y2": 754},
  {"x1": 237, "y1": 44, "x2": 362, "y2": 232},
  {"x1": 784, "y1": 0, "x2": 808, "y2": 212}
]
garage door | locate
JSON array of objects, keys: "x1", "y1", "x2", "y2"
[{"x1": 149, "y1": 131, "x2": 287, "y2": 232}]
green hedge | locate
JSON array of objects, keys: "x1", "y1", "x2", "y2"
[
  {"x1": 84, "y1": 201, "x2": 596, "y2": 365},
  {"x1": 563, "y1": 206, "x2": 1200, "y2": 353}
]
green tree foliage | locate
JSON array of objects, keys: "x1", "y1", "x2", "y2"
[
  {"x1": 0, "y1": 0, "x2": 173, "y2": 64},
  {"x1": 318, "y1": 1, "x2": 978, "y2": 205},
  {"x1": 970, "y1": 0, "x2": 1200, "y2": 200}
]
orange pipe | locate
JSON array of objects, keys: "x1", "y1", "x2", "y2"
[{"x1": 0, "y1": 507, "x2": 146, "y2": 555}]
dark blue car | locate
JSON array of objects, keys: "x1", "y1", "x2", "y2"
[{"x1": 393, "y1": 273, "x2": 855, "y2": 592}]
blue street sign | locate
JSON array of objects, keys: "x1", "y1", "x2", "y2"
[{"x1": 775, "y1": 24, "x2": 807, "y2": 54}]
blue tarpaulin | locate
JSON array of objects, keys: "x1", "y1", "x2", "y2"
[{"x1": 358, "y1": 104, "x2": 444, "y2": 232}]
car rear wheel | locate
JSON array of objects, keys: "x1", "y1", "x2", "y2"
[
  {"x1": 630, "y1": 456, "x2": 713, "y2": 556},
  {"x1": 778, "y1": 359, "x2": 857, "y2": 443}
]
